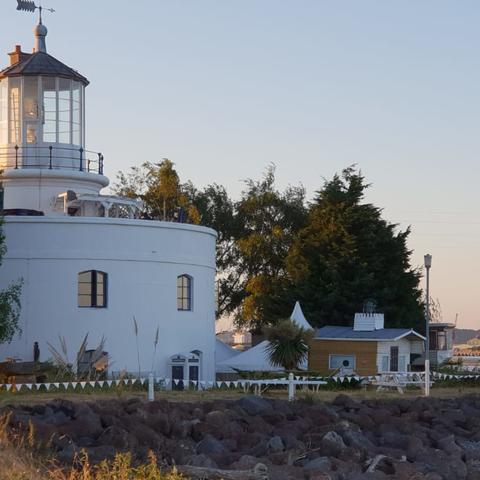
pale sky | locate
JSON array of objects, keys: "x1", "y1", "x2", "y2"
[{"x1": 1, "y1": 1, "x2": 480, "y2": 328}]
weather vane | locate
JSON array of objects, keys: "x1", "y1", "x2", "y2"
[{"x1": 16, "y1": 0, "x2": 55, "y2": 23}]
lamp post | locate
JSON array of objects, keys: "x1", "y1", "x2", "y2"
[{"x1": 424, "y1": 254, "x2": 432, "y2": 396}]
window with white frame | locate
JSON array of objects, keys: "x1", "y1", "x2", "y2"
[
  {"x1": 78, "y1": 270, "x2": 107, "y2": 308},
  {"x1": 177, "y1": 274, "x2": 192, "y2": 311},
  {"x1": 329, "y1": 354, "x2": 355, "y2": 370}
]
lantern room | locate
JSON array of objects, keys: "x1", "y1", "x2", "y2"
[{"x1": 0, "y1": 20, "x2": 98, "y2": 173}]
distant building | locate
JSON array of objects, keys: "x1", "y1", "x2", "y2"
[
  {"x1": 428, "y1": 322, "x2": 455, "y2": 365},
  {"x1": 309, "y1": 312, "x2": 425, "y2": 376}
]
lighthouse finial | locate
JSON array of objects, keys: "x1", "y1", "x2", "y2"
[{"x1": 16, "y1": 1, "x2": 55, "y2": 53}]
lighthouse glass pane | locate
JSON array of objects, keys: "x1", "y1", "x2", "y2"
[
  {"x1": 0, "y1": 80, "x2": 7, "y2": 144},
  {"x1": 58, "y1": 78, "x2": 71, "y2": 144},
  {"x1": 8, "y1": 77, "x2": 20, "y2": 144},
  {"x1": 72, "y1": 82, "x2": 81, "y2": 146},
  {"x1": 42, "y1": 77, "x2": 57, "y2": 143},
  {"x1": 23, "y1": 77, "x2": 38, "y2": 120}
]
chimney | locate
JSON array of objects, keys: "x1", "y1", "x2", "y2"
[{"x1": 8, "y1": 45, "x2": 29, "y2": 66}]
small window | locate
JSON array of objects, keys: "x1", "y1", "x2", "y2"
[
  {"x1": 329, "y1": 354, "x2": 355, "y2": 370},
  {"x1": 78, "y1": 270, "x2": 107, "y2": 308},
  {"x1": 177, "y1": 274, "x2": 192, "y2": 311}
]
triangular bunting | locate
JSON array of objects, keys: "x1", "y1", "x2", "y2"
[
  {"x1": 140, "y1": 378, "x2": 146, "y2": 385},
  {"x1": 80, "y1": 382, "x2": 87, "y2": 389},
  {"x1": 107, "y1": 380, "x2": 113, "y2": 387},
  {"x1": 89, "y1": 381, "x2": 96, "y2": 388}
]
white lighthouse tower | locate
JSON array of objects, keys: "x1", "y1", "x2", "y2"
[
  {"x1": 0, "y1": 16, "x2": 217, "y2": 384},
  {"x1": 0, "y1": 18, "x2": 108, "y2": 214}
]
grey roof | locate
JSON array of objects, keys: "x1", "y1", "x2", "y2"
[
  {"x1": 315, "y1": 326, "x2": 425, "y2": 341},
  {"x1": 0, "y1": 51, "x2": 89, "y2": 85}
]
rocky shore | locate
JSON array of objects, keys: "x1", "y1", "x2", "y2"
[{"x1": 4, "y1": 393, "x2": 480, "y2": 479}]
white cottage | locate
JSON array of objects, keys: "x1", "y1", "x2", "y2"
[{"x1": 0, "y1": 18, "x2": 217, "y2": 383}]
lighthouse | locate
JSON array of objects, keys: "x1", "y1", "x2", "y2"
[
  {"x1": 0, "y1": 16, "x2": 217, "y2": 385},
  {"x1": 0, "y1": 18, "x2": 108, "y2": 214}
]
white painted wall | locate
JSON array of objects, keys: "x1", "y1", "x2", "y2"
[
  {"x1": 1, "y1": 169, "x2": 109, "y2": 214},
  {"x1": 0, "y1": 217, "x2": 217, "y2": 381},
  {"x1": 376, "y1": 339, "x2": 412, "y2": 372}
]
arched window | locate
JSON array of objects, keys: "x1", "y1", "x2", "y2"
[
  {"x1": 177, "y1": 274, "x2": 192, "y2": 311},
  {"x1": 78, "y1": 270, "x2": 107, "y2": 308}
]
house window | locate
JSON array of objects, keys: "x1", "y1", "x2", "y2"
[
  {"x1": 177, "y1": 274, "x2": 192, "y2": 311},
  {"x1": 78, "y1": 270, "x2": 107, "y2": 308},
  {"x1": 329, "y1": 354, "x2": 355, "y2": 370}
]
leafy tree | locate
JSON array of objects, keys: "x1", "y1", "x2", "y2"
[
  {"x1": 183, "y1": 182, "x2": 243, "y2": 317},
  {"x1": 286, "y1": 166, "x2": 423, "y2": 329},
  {"x1": 234, "y1": 165, "x2": 307, "y2": 331},
  {"x1": 0, "y1": 216, "x2": 22, "y2": 344},
  {"x1": 114, "y1": 159, "x2": 199, "y2": 222},
  {"x1": 265, "y1": 319, "x2": 313, "y2": 370}
]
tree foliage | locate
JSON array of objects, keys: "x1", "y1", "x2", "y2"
[
  {"x1": 234, "y1": 165, "x2": 307, "y2": 330},
  {"x1": 265, "y1": 319, "x2": 313, "y2": 370},
  {"x1": 286, "y1": 166, "x2": 423, "y2": 329},
  {"x1": 114, "y1": 159, "x2": 198, "y2": 222},
  {"x1": 0, "y1": 217, "x2": 22, "y2": 344}
]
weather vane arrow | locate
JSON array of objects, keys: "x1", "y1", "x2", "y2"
[{"x1": 16, "y1": 0, "x2": 55, "y2": 22}]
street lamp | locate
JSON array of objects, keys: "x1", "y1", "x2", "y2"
[{"x1": 424, "y1": 254, "x2": 432, "y2": 396}]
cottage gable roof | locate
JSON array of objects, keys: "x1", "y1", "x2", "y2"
[
  {"x1": 0, "y1": 51, "x2": 89, "y2": 85},
  {"x1": 315, "y1": 325, "x2": 425, "y2": 342}
]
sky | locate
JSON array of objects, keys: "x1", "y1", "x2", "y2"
[{"x1": 1, "y1": 0, "x2": 480, "y2": 328}]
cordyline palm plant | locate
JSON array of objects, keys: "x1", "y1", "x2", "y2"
[{"x1": 265, "y1": 319, "x2": 313, "y2": 371}]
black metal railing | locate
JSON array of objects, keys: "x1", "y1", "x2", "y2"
[{"x1": 0, "y1": 145, "x2": 104, "y2": 174}]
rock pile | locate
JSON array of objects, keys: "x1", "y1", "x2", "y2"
[{"x1": 4, "y1": 393, "x2": 480, "y2": 479}]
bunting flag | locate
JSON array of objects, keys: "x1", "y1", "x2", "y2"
[
  {"x1": 62, "y1": 382, "x2": 70, "y2": 389},
  {"x1": 131, "y1": 379, "x2": 137, "y2": 385},
  {"x1": 123, "y1": 379, "x2": 130, "y2": 385},
  {"x1": 53, "y1": 383, "x2": 60, "y2": 389},
  {"x1": 24, "y1": 383, "x2": 33, "y2": 390},
  {"x1": 216, "y1": 381, "x2": 223, "y2": 388},
  {"x1": 106, "y1": 380, "x2": 113, "y2": 387},
  {"x1": 140, "y1": 378, "x2": 146, "y2": 385},
  {"x1": 6, "y1": 384, "x2": 12, "y2": 392},
  {"x1": 88, "y1": 381, "x2": 96, "y2": 388},
  {"x1": 173, "y1": 379, "x2": 179, "y2": 386},
  {"x1": 79, "y1": 382, "x2": 87, "y2": 389},
  {"x1": 115, "y1": 380, "x2": 121, "y2": 386}
]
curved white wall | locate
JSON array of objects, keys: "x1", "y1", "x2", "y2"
[
  {"x1": 0, "y1": 217, "x2": 217, "y2": 381},
  {"x1": 2, "y1": 169, "x2": 109, "y2": 214}
]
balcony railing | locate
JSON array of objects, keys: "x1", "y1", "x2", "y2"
[{"x1": 0, "y1": 145, "x2": 104, "y2": 175}]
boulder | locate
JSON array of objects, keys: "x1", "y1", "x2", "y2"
[
  {"x1": 303, "y1": 456, "x2": 331, "y2": 471},
  {"x1": 196, "y1": 434, "x2": 229, "y2": 456},
  {"x1": 236, "y1": 396, "x2": 273, "y2": 416},
  {"x1": 266, "y1": 435, "x2": 284, "y2": 453},
  {"x1": 321, "y1": 431, "x2": 347, "y2": 457}
]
